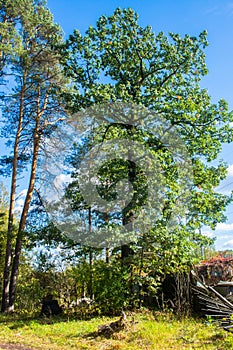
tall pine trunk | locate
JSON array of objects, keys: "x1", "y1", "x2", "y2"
[
  {"x1": 8, "y1": 87, "x2": 45, "y2": 311},
  {"x1": 9, "y1": 133, "x2": 40, "y2": 309},
  {"x1": 1, "y1": 74, "x2": 27, "y2": 312}
]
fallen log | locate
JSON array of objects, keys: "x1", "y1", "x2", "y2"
[{"x1": 97, "y1": 311, "x2": 127, "y2": 337}]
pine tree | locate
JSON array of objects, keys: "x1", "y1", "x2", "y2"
[{"x1": 0, "y1": 0, "x2": 66, "y2": 312}]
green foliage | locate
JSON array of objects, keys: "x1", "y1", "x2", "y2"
[
  {"x1": 63, "y1": 6, "x2": 233, "y2": 166},
  {"x1": 91, "y1": 259, "x2": 131, "y2": 314},
  {"x1": 15, "y1": 257, "x2": 42, "y2": 313}
]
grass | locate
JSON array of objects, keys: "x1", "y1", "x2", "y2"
[{"x1": 0, "y1": 310, "x2": 233, "y2": 349}]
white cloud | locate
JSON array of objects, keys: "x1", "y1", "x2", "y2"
[
  {"x1": 228, "y1": 164, "x2": 233, "y2": 177},
  {"x1": 43, "y1": 173, "x2": 72, "y2": 203},
  {"x1": 214, "y1": 166, "x2": 233, "y2": 194},
  {"x1": 202, "y1": 231, "x2": 216, "y2": 238},
  {"x1": 218, "y1": 189, "x2": 232, "y2": 195},
  {"x1": 14, "y1": 189, "x2": 27, "y2": 214},
  {"x1": 218, "y1": 234, "x2": 233, "y2": 239},
  {"x1": 205, "y1": 3, "x2": 233, "y2": 17},
  {"x1": 53, "y1": 173, "x2": 72, "y2": 190},
  {"x1": 205, "y1": 5, "x2": 221, "y2": 15},
  {"x1": 223, "y1": 239, "x2": 233, "y2": 248},
  {"x1": 216, "y1": 222, "x2": 233, "y2": 231}
]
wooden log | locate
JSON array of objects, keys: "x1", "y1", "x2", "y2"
[{"x1": 208, "y1": 286, "x2": 233, "y2": 311}]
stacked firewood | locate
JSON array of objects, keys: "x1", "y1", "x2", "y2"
[{"x1": 192, "y1": 272, "x2": 233, "y2": 332}]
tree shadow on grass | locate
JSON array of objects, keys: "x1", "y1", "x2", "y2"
[{"x1": 0, "y1": 313, "x2": 79, "y2": 329}]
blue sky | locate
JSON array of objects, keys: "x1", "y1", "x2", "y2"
[
  {"x1": 2, "y1": 0, "x2": 233, "y2": 250},
  {"x1": 47, "y1": 0, "x2": 233, "y2": 107},
  {"x1": 46, "y1": 0, "x2": 233, "y2": 250}
]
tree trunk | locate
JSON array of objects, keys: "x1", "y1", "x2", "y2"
[
  {"x1": 104, "y1": 213, "x2": 110, "y2": 264},
  {"x1": 121, "y1": 130, "x2": 136, "y2": 264},
  {"x1": 106, "y1": 247, "x2": 110, "y2": 264},
  {"x1": 9, "y1": 131, "x2": 40, "y2": 310},
  {"x1": 88, "y1": 207, "x2": 93, "y2": 299},
  {"x1": 138, "y1": 245, "x2": 144, "y2": 308},
  {"x1": 8, "y1": 86, "x2": 43, "y2": 311},
  {"x1": 1, "y1": 74, "x2": 26, "y2": 312}
]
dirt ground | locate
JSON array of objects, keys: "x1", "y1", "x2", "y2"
[{"x1": 0, "y1": 344, "x2": 34, "y2": 350}]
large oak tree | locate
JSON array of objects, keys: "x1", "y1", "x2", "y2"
[{"x1": 61, "y1": 8, "x2": 233, "y2": 273}]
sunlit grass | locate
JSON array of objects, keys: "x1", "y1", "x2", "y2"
[{"x1": 0, "y1": 310, "x2": 233, "y2": 349}]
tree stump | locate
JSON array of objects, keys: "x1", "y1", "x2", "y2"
[{"x1": 40, "y1": 294, "x2": 62, "y2": 316}]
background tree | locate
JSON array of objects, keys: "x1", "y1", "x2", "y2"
[{"x1": 0, "y1": 0, "x2": 24, "y2": 77}]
